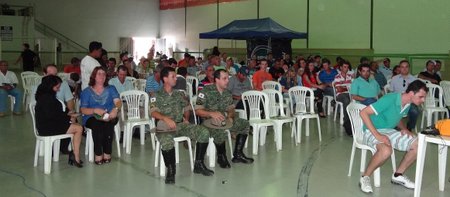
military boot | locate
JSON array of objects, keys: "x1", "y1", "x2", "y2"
[
  {"x1": 161, "y1": 148, "x2": 176, "y2": 184},
  {"x1": 215, "y1": 142, "x2": 231, "y2": 168},
  {"x1": 193, "y1": 142, "x2": 214, "y2": 176},
  {"x1": 232, "y1": 134, "x2": 254, "y2": 164}
]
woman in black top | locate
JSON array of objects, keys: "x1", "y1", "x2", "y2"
[{"x1": 35, "y1": 75, "x2": 83, "y2": 167}]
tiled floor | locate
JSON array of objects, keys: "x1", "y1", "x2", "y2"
[{"x1": 0, "y1": 110, "x2": 449, "y2": 197}]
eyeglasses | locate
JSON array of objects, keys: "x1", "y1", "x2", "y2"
[{"x1": 403, "y1": 79, "x2": 406, "y2": 87}]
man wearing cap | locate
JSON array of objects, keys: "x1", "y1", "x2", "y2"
[
  {"x1": 228, "y1": 66, "x2": 252, "y2": 109},
  {"x1": 195, "y1": 69, "x2": 254, "y2": 169},
  {"x1": 150, "y1": 67, "x2": 213, "y2": 184}
]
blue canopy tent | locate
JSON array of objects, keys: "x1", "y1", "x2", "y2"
[{"x1": 199, "y1": 18, "x2": 308, "y2": 58}]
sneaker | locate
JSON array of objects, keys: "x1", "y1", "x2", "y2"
[
  {"x1": 391, "y1": 174, "x2": 415, "y2": 189},
  {"x1": 359, "y1": 176, "x2": 373, "y2": 193}
]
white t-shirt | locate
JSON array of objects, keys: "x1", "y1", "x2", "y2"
[
  {"x1": 0, "y1": 71, "x2": 19, "y2": 85},
  {"x1": 80, "y1": 55, "x2": 101, "y2": 90}
]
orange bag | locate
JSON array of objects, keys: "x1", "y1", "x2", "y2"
[{"x1": 435, "y1": 119, "x2": 450, "y2": 136}]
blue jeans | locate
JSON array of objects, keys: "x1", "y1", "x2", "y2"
[
  {"x1": 0, "y1": 88, "x2": 23, "y2": 113},
  {"x1": 407, "y1": 104, "x2": 420, "y2": 131},
  {"x1": 360, "y1": 97, "x2": 377, "y2": 106}
]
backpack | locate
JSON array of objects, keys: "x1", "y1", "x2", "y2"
[{"x1": 435, "y1": 119, "x2": 450, "y2": 137}]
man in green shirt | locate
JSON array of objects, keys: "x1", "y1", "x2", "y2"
[
  {"x1": 358, "y1": 80, "x2": 428, "y2": 193},
  {"x1": 150, "y1": 67, "x2": 213, "y2": 184},
  {"x1": 350, "y1": 64, "x2": 380, "y2": 105},
  {"x1": 195, "y1": 69, "x2": 254, "y2": 169}
]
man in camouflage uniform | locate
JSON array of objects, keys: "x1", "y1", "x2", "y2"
[
  {"x1": 195, "y1": 69, "x2": 254, "y2": 169},
  {"x1": 150, "y1": 67, "x2": 213, "y2": 184}
]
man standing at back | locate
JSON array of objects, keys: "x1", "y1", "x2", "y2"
[
  {"x1": 81, "y1": 41, "x2": 102, "y2": 90},
  {"x1": 15, "y1": 43, "x2": 37, "y2": 72}
]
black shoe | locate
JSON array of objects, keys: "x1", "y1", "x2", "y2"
[
  {"x1": 215, "y1": 143, "x2": 231, "y2": 168},
  {"x1": 68, "y1": 151, "x2": 83, "y2": 168},
  {"x1": 232, "y1": 134, "x2": 254, "y2": 164},
  {"x1": 161, "y1": 148, "x2": 176, "y2": 184},
  {"x1": 193, "y1": 143, "x2": 214, "y2": 176}
]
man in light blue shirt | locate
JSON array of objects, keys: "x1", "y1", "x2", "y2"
[
  {"x1": 146, "y1": 64, "x2": 164, "y2": 97},
  {"x1": 389, "y1": 60, "x2": 419, "y2": 131},
  {"x1": 32, "y1": 64, "x2": 74, "y2": 112},
  {"x1": 378, "y1": 58, "x2": 393, "y2": 80},
  {"x1": 108, "y1": 66, "x2": 134, "y2": 94}
]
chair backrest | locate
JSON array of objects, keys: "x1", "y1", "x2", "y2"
[
  {"x1": 288, "y1": 86, "x2": 315, "y2": 114},
  {"x1": 126, "y1": 76, "x2": 137, "y2": 88},
  {"x1": 22, "y1": 75, "x2": 42, "y2": 91},
  {"x1": 332, "y1": 81, "x2": 352, "y2": 101},
  {"x1": 383, "y1": 79, "x2": 392, "y2": 95},
  {"x1": 120, "y1": 90, "x2": 149, "y2": 120},
  {"x1": 262, "y1": 81, "x2": 281, "y2": 91},
  {"x1": 136, "y1": 79, "x2": 147, "y2": 91},
  {"x1": 346, "y1": 103, "x2": 367, "y2": 146},
  {"x1": 241, "y1": 90, "x2": 269, "y2": 120},
  {"x1": 425, "y1": 83, "x2": 444, "y2": 108},
  {"x1": 57, "y1": 72, "x2": 70, "y2": 81},
  {"x1": 186, "y1": 76, "x2": 198, "y2": 94},
  {"x1": 21, "y1": 71, "x2": 39, "y2": 81},
  {"x1": 262, "y1": 89, "x2": 286, "y2": 117},
  {"x1": 197, "y1": 73, "x2": 206, "y2": 81},
  {"x1": 29, "y1": 103, "x2": 40, "y2": 138},
  {"x1": 418, "y1": 78, "x2": 432, "y2": 84},
  {"x1": 186, "y1": 82, "x2": 194, "y2": 101},
  {"x1": 440, "y1": 81, "x2": 450, "y2": 107}
]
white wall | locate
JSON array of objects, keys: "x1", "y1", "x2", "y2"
[{"x1": 2, "y1": 0, "x2": 160, "y2": 51}]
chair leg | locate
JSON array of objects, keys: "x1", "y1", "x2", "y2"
[
  {"x1": 140, "y1": 125, "x2": 145, "y2": 145},
  {"x1": 226, "y1": 130, "x2": 233, "y2": 158},
  {"x1": 252, "y1": 125, "x2": 259, "y2": 155},
  {"x1": 305, "y1": 119, "x2": 310, "y2": 137},
  {"x1": 438, "y1": 145, "x2": 448, "y2": 191},
  {"x1": 34, "y1": 140, "x2": 40, "y2": 167},
  {"x1": 296, "y1": 118, "x2": 303, "y2": 144},
  {"x1": 360, "y1": 149, "x2": 367, "y2": 174},
  {"x1": 274, "y1": 123, "x2": 283, "y2": 151},
  {"x1": 187, "y1": 139, "x2": 194, "y2": 171},
  {"x1": 150, "y1": 133, "x2": 156, "y2": 150},
  {"x1": 88, "y1": 131, "x2": 94, "y2": 162},
  {"x1": 390, "y1": 150, "x2": 396, "y2": 173},
  {"x1": 316, "y1": 117, "x2": 322, "y2": 142},
  {"x1": 348, "y1": 143, "x2": 356, "y2": 176},
  {"x1": 114, "y1": 124, "x2": 121, "y2": 158},
  {"x1": 174, "y1": 142, "x2": 179, "y2": 164},
  {"x1": 53, "y1": 140, "x2": 60, "y2": 162},
  {"x1": 207, "y1": 137, "x2": 215, "y2": 168},
  {"x1": 43, "y1": 139, "x2": 52, "y2": 174},
  {"x1": 373, "y1": 167, "x2": 381, "y2": 187},
  {"x1": 259, "y1": 127, "x2": 267, "y2": 146},
  {"x1": 154, "y1": 141, "x2": 160, "y2": 168}
]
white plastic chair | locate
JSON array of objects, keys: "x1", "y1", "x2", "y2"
[
  {"x1": 242, "y1": 90, "x2": 274, "y2": 155},
  {"x1": 135, "y1": 79, "x2": 147, "y2": 91},
  {"x1": 8, "y1": 95, "x2": 15, "y2": 112},
  {"x1": 420, "y1": 83, "x2": 449, "y2": 129},
  {"x1": 57, "y1": 72, "x2": 70, "y2": 81},
  {"x1": 440, "y1": 81, "x2": 450, "y2": 109},
  {"x1": 120, "y1": 90, "x2": 154, "y2": 154},
  {"x1": 262, "y1": 89, "x2": 295, "y2": 151},
  {"x1": 22, "y1": 75, "x2": 42, "y2": 111},
  {"x1": 154, "y1": 136, "x2": 194, "y2": 176},
  {"x1": 262, "y1": 81, "x2": 281, "y2": 91},
  {"x1": 30, "y1": 104, "x2": 73, "y2": 174},
  {"x1": 383, "y1": 79, "x2": 392, "y2": 95},
  {"x1": 288, "y1": 86, "x2": 322, "y2": 144},
  {"x1": 346, "y1": 103, "x2": 397, "y2": 188},
  {"x1": 126, "y1": 76, "x2": 137, "y2": 89},
  {"x1": 332, "y1": 82, "x2": 351, "y2": 125},
  {"x1": 84, "y1": 124, "x2": 121, "y2": 162},
  {"x1": 186, "y1": 76, "x2": 199, "y2": 95}
]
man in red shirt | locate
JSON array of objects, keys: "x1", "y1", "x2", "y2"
[
  {"x1": 252, "y1": 59, "x2": 273, "y2": 91},
  {"x1": 63, "y1": 57, "x2": 81, "y2": 75}
]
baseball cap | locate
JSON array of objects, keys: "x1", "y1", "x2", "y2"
[{"x1": 238, "y1": 66, "x2": 249, "y2": 76}]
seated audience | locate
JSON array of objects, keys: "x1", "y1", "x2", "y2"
[
  {"x1": 269, "y1": 58, "x2": 285, "y2": 81},
  {"x1": 228, "y1": 66, "x2": 252, "y2": 109},
  {"x1": 174, "y1": 67, "x2": 187, "y2": 91},
  {"x1": 146, "y1": 64, "x2": 164, "y2": 97},
  {"x1": 198, "y1": 65, "x2": 215, "y2": 90},
  {"x1": 252, "y1": 59, "x2": 273, "y2": 91},
  {"x1": 418, "y1": 60, "x2": 441, "y2": 84},
  {"x1": 80, "y1": 67, "x2": 121, "y2": 165},
  {"x1": 63, "y1": 57, "x2": 81, "y2": 75},
  {"x1": 35, "y1": 75, "x2": 83, "y2": 167},
  {"x1": 302, "y1": 61, "x2": 325, "y2": 117},
  {"x1": 108, "y1": 65, "x2": 134, "y2": 94},
  {"x1": 333, "y1": 60, "x2": 353, "y2": 136},
  {"x1": 318, "y1": 58, "x2": 338, "y2": 96},
  {"x1": 350, "y1": 64, "x2": 380, "y2": 105},
  {"x1": 225, "y1": 57, "x2": 237, "y2": 76},
  {"x1": 280, "y1": 69, "x2": 298, "y2": 94},
  {"x1": 0, "y1": 60, "x2": 23, "y2": 116},
  {"x1": 369, "y1": 61, "x2": 387, "y2": 89}
]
